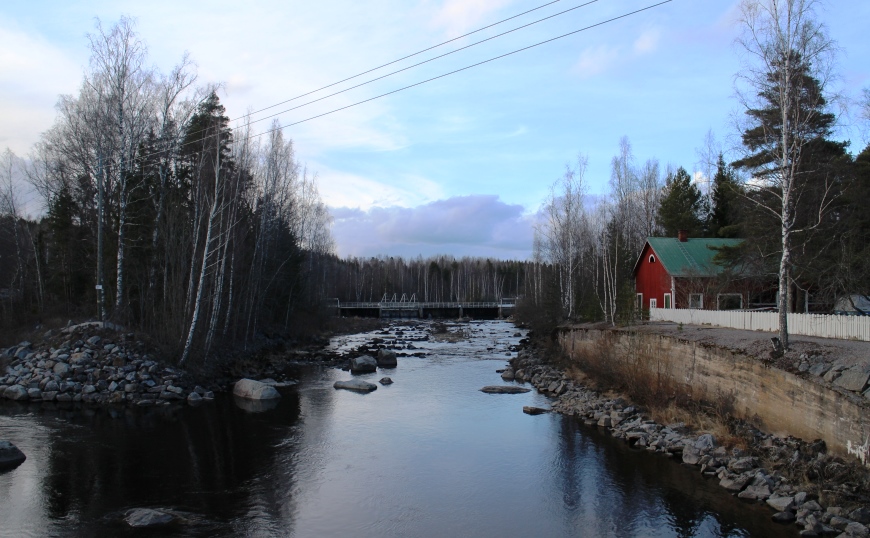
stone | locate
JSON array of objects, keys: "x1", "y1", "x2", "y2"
[
  {"x1": 694, "y1": 433, "x2": 717, "y2": 451},
  {"x1": 728, "y1": 457, "x2": 757, "y2": 474},
  {"x1": 333, "y1": 379, "x2": 378, "y2": 392},
  {"x1": 233, "y1": 378, "x2": 281, "y2": 400},
  {"x1": 53, "y1": 363, "x2": 70, "y2": 377},
  {"x1": 41, "y1": 391, "x2": 57, "y2": 401},
  {"x1": 845, "y1": 522, "x2": 870, "y2": 538},
  {"x1": 850, "y1": 508, "x2": 870, "y2": 525},
  {"x1": 720, "y1": 475, "x2": 751, "y2": 493},
  {"x1": 738, "y1": 483, "x2": 772, "y2": 501},
  {"x1": 834, "y1": 368, "x2": 870, "y2": 392},
  {"x1": 350, "y1": 355, "x2": 378, "y2": 374},
  {"x1": 86, "y1": 335, "x2": 101, "y2": 346},
  {"x1": 772, "y1": 511, "x2": 797, "y2": 524},
  {"x1": 124, "y1": 508, "x2": 175, "y2": 528},
  {"x1": 479, "y1": 386, "x2": 531, "y2": 394},
  {"x1": 166, "y1": 385, "x2": 184, "y2": 395},
  {"x1": 376, "y1": 349, "x2": 397, "y2": 368},
  {"x1": 500, "y1": 369, "x2": 515, "y2": 381},
  {"x1": 0, "y1": 440, "x2": 27, "y2": 471},
  {"x1": 55, "y1": 393, "x2": 73, "y2": 403},
  {"x1": 597, "y1": 416, "x2": 612, "y2": 428},
  {"x1": 767, "y1": 496, "x2": 795, "y2": 512},
  {"x1": 187, "y1": 392, "x2": 202, "y2": 403},
  {"x1": 4, "y1": 385, "x2": 28, "y2": 401},
  {"x1": 682, "y1": 446, "x2": 702, "y2": 465},
  {"x1": 27, "y1": 388, "x2": 41, "y2": 399},
  {"x1": 523, "y1": 406, "x2": 550, "y2": 415},
  {"x1": 82, "y1": 384, "x2": 96, "y2": 394},
  {"x1": 379, "y1": 377, "x2": 393, "y2": 385}
]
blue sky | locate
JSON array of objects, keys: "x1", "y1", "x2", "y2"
[{"x1": 1, "y1": 0, "x2": 868, "y2": 258}]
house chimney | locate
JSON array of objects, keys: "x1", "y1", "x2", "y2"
[{"x1": 677, "y1": 229, "x2": 688, "y2": 242}]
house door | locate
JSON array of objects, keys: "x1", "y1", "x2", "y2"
[
  {"x1": 664, "y1": 293, "x2": 671, "y2": 309},
  {"x1": 650, "y1": 298, "x2": 657, "y2": 309}
]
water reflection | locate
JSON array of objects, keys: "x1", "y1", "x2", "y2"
[{"x1": 0, "y1": 321, "x2": 797, "y2": 537}]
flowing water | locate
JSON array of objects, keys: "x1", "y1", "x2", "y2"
[{"x1": 0, "y1": 320, "x2": 794, "y2": 537}]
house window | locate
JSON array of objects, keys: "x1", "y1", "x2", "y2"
[
  {"x1": 664, "y1": 293, "x2": 671, "y2": 309},
  {"x1": 717, "y1": 293, "x2": 743, "y2": 310},
  {"x1": 650, "y1": 298, "x2": 657, "y2": 309},
  {"x1": 636, "y1": 293, "x2": 643, "y2": 311},
  {"x1": 689, "y1": 293, "x2": 703, "y2": 309},
  {"x1": 649, "y1": 254, "x2": 656, "y2": 263}
]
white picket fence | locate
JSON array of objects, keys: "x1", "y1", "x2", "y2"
[{"x1": 649, "y1": 308, "x2": 870, "y2": 342}]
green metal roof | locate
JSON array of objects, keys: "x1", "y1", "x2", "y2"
[{"x1": 642, "y1": 237, "x2": 743, "y2": 277}]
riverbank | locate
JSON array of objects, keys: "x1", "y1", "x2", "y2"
[
  {"x1": 512, "y1": 334, "x2": 870, "y2": 536},
  {"x1": 0, "y1": 317, "x2": 387, "y2": 408}
]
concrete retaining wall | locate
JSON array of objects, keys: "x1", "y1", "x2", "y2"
[{"x1": 560, "y1": 327, "x2": 870, "y2": 464}]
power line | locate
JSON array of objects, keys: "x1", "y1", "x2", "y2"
[
  {"x1": 231, "y1": 0, "x2": 601, "y2": 131},
  {"x1": 245, "y1": 1, "x2": 672, "y2": 144},
  {"x1": 235, "y1": 0, "x2": 570, "y2": 123}
]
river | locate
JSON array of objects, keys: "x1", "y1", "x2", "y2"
[{"x1": 0, "y1": 320, "x2": 794, "y2": 537}]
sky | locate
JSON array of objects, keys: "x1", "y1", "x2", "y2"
[{"x1": 1, "y1": 0, "x2": 868, "y2": 259}]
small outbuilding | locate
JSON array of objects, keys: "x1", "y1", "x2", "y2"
[{"x1": 633, "y1": 231, "x2": 745, "y2": 311}]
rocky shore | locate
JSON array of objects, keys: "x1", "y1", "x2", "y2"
[
  {"x1": 510, "y1": 349, "x2": 870, "y2": 538},
  {"x1": 1, "y1": 322, "x2": 215, "y2": 407}
]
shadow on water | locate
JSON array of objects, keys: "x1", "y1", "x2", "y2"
[
  {"x1": 0, "y1": 391, "x2": 301, "y2": 537},
  {"x1": 554, "y1": 416, "x2": 795, "y2": 537}
]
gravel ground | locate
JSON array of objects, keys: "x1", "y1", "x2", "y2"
[{"x1": 633, "y1": 321, "x2": 870, "y2": 370}]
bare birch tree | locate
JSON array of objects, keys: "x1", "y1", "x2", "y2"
[{"x1": 735, "y1": 0, "x2": 838, "y2": 349}]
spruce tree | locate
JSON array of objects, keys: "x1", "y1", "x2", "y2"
[{"x1": 657, "y1": 167, "x2": 705, "y2": 238}]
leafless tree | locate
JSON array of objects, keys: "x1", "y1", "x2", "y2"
[{"x1": 735, "y1": 0, "x2": 839, "y2": 349}]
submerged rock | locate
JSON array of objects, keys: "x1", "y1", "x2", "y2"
[
  {"x1": 379, "y1": 377, "x2": 393, "y2": 385},
  {"x1": 124, "y1": 508, "x2": 176, "y2": 528},
  {"x1": 232, "y1": 378, "x2": 281, "y2": 400},
  {"x1": 0, "y1": 440, "x2": 26, "y2": 471},
  {"x1": 334, "y1": 379, "x2": 378, "y2": 392},
  {"x1": 479, "y1": 386, "x2": 531, "y2": 394},
  {"x1": 523, "y1": 406, "x2": 549, "y2": 415}
]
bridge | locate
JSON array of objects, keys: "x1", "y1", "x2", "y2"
[{"x1": 325, "y1": 294, "x2": 517, "y2": 319}]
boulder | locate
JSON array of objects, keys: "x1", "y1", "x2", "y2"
[
  {"x1": 682, "y1": 446, "x2": 702, "y2": 465},
  {"x1": 500, "y1": 369, "x2": 515, "y2": 381},
  {"x1": 187, "y1": 392, "x2": 202, "y2": 403},
  {"x1": 767, "y1": 496, "x2": 795, "y2": 512},
  {"x1": 376, "y1": 349, "x2": 397, "y2": 368},
  {"x1": 0, "y1": 440, "x2": 26, "y2": 471},
  {"x1": 523, "y1": 406, "x2": 550, "y2": 415},
  {"x1": 232, "y1": 378, "x2": 281, "y2": 400},
  {"x1": 694, "y1": 433, "x2": 717, "y2": 451},
  {"x1": 479, "y1": 386, "x2": 531, "y2": 394},
  {"x1": 4, "y1": 385, "x2": 28, "y2": 401},
  {"x1": 379, "y1": 377, "x2": 393, "y2": 385},
  {"x1": 772, "y1": 511, "x2": 796, "y2": 524},
  {"x1": 834, "y1": 368, "x2": 870, "y2": 392},
  {"x1": 334, "y1": 379, "x2": 378, "y2": 392},
  {"x1": 350, "y1": 355, "x2": 378, "y2": 374},
  {"x1": 124, "y1": 508, "x2": 175, "y2": 528}
]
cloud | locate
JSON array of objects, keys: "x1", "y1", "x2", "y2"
[
  {"x1": 330, "y1": 194, "x2": 533, "y2": 259},
  {"x1": 633, "y1": 28, "x2": 661, "y2": 55},
  {"x1": 315, "y1": 167, "x2": 444, "y2": 209},
  {"x1": 0, "y1": 19, "x2": 82, "y2": 154},
  {"x1": 431, "y1": 0, "x2": 513, "y2": 37},
  {"x1": 572, "y1": 45, "x2": 620, "y2": 78}
]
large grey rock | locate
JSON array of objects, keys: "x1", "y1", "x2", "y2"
[
  {"x1": 809, "y1": 362, "x2": 831, "y2": 377},
  {"x1": 682, "y1": 446, "x2": 702, "y2": 465},
  {"x1": 53, "y1": 362, "x2": 70, "y2": 377},
  {"x1": 4, "y1": 385, "x2": 28, "y2": 401},
  {"x1": 233, "y1": 378, "x2": 281, "y2": 400},
  {"x1": 523, "y1": 406, "x2": 550, "y2": 415},
  {"x1": 720, "y1": 474, "x2": 751, "y2": 492},
  {"x1": 124, "y1": 508, "x2": 175, "y2": 528},
  {"x1": 851, "y1": 508, "x2": 870, "y2": 525},
  {"x1": 500, "y1": 369, "x2": 515, "y2": 381},
  {"x1": 376, "y1": 349, "x2": 397, "y2": 368},
  {"x1": 479, "y1": 386, "x2": 531, "y2": 394},
  {"x1": 350, "y1": 355, "x2": 378, "y2": 373},
  {"x1": 767, "y1": 496, "x2": 795, "y2": 512},
  {"x1": 835, "y1": 368, "x2": 870, "y2": 392},
  {"x1": 0, "y1": 440, "x2": 26, "y2": 471},
  {"x1": 333, "y1": 379, "x2": 378, "y2": 392},
  {"x1": 694, "y1": 433, "x2": 717, "y2": 451}
]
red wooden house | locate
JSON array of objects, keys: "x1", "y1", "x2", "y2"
[{"x1": 633, "y1": 231, "x2": 745, "y2": 311}]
